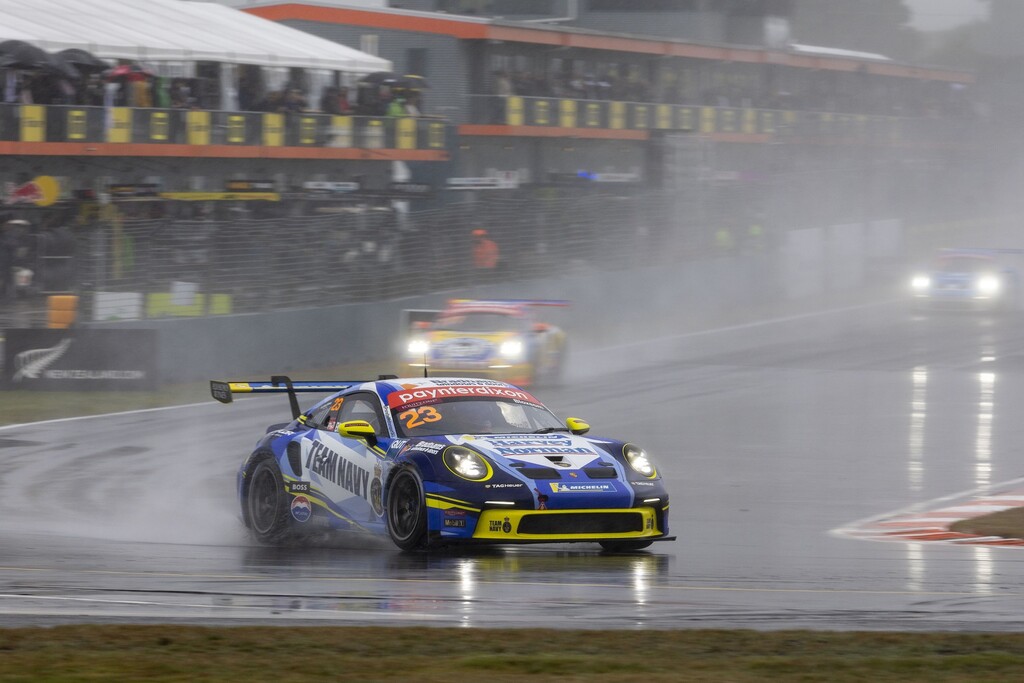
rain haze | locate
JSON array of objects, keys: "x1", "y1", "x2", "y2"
[{"x1": 5, "y1": 0, "x2": 1024, "y2": 638}]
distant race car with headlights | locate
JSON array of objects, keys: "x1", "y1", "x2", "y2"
[
  {"x1": 212, "y1": 375, "x2": 672, "y2": 552},
  {"x1": 909, "y1": 248, "x2": 1022, "y2": 310},
  {"x1": 403, "y1": 299, "x2": 567, "y2": 387}
]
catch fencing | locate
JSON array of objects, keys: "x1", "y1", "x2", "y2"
[{"x1": 47, "y1": 190, "x2": 710, "y2": 322}]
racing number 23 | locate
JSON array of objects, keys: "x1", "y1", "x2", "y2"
[{"x1": 400, "y1": 406, "x2": 442, "y2": 429}]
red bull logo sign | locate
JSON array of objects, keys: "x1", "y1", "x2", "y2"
[{"x1": 4, "y1": 176, "x2": 60, "y2": 207}]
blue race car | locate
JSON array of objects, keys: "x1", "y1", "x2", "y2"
[
  {"x1": 211, "y1": 375, "x2": 672, "y2": 552},
  {"x1": 910, "y1": 248, "x2": 1022, "y2": 310}
]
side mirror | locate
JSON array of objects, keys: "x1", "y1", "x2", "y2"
[
  {"x1": 566, "y1": 417, "x2": 589, "y2": 435},
  {"x1": 338, "y1": 419, "x2": 377, "y2": 445}
]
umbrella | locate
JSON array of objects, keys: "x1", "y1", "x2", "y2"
[
  {"x1": 0, "y1": 40, "x2": 78, "y2": 80},
  {"x1": 105, "y1": 63, "x2": 152, "y2": 82},
  {"x1": 401, "y1": 74, "x2": 429, "y2": 90},
  {"x1": 360, "y1": 71, "x2": 401, "y2": 86},
  {"x1": 0, "y1": 40, "x2": 50, "y2": 70},
  {"x1": 55, "y1": 48, "x2": 109, "y2": 74}
]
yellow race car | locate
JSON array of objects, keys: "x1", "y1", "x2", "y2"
[{"x1": 404, "y1": 299, "x2": 568, "y2": 387}]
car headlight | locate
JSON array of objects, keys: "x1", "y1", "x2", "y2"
[
  {"x1": 443, "y1": 446, "x2": 493, "y2": 481},
  {"x1": 977, "y1": 275, "x2": 1001, "y2": 295},
  {"x1": 407, "y1": 339, "x2": 429, "y2": 355},
  {"x1": 623, "y1": 443, "x2": 657, "y2": 478},
  {"x1": 499, "y1": 339, "x2": 524, "y2": 359},
  {"x1": 911, "y1": 275, "x2": 930, "y2": 291}
]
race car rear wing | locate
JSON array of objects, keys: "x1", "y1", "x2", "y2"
[
  {"x1": 210, "y1": 375, "x2": 396, "y2": 419},
  {"x1": 447, "y1": 298, "x2": 570, "y2": 308}
]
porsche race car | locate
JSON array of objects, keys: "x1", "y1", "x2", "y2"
[
  {"x1": 403, "y1": 299, "x2": 567, "y2": 387},
  {"x1": 212, "y1": 375, "x2": 672, "y2": 552},
  {"x1": 910, "y1": 248, "x2": 1022, "y2": 310}
]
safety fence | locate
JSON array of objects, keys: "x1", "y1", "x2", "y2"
[{"x1": 8, "y1": 191, "x2": 687, "y2": 325}]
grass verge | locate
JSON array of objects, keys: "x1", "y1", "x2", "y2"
[
  {"x1": 950, "y1": 508, "x2": 1024, "y2": 540},
  {"x1": 3, "y1": 627, "x2": 1024, "y2": 682}
]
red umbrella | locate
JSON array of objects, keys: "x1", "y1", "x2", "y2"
[{"x1": 106, "y1": 63, "x2": 151, "y2": 82}]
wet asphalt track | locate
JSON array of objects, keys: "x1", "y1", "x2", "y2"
[{"x1": 5, "y1": 301, "x2": 1024, "y2": 629}]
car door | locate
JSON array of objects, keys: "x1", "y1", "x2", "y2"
[{"x1": 300, "y1": 391, "x2": 387, "y2": 523}]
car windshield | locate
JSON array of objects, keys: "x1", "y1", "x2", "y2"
[
  {"x1": 390, "y1": 396, "x2": 564, "y2": 437},
  {"x1": 937, "y1": 256, "x2": 996, "y2": 273},
  {"x1": 434, "y1": 312, "x2": 525, "y2": 333}
]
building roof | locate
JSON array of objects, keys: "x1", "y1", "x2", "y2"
[{"x1": 0, "y1": 0, "x2": 391, "y2": 73}]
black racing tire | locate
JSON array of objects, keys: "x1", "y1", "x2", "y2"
[
  {"x1": 386, "y1": 467, "x2": 428, "y2": 551},
  {"x1": 599, "y1": 540, "x2": 653, "y2": 553},
  {"x1": 245, "y1": 454, "x2": 292, "y2": 545}
]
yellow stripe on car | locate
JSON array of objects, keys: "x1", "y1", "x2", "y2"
[{"x1": 473, "y1": 507, "x2": 661, "y2": 541}]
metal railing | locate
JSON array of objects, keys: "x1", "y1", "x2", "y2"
[
  {"x1": 0, "y1": 104, "x2": 448, "y2": 151},
  {"x1": 466, "y1": 94, "x2": 977, "y2": 146}
]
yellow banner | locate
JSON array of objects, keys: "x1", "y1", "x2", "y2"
[
  {"x1": 743, "y1": 109, "x2": 756, "y2": 134},
  {"x1": 262, "y1": 113, "x2": 283, "y2": 146},
  {"x1": 533, "y1": 100, "x2": 550, "y2": 126},
  {"x1": 609, "y1": 101, "x2": 625, "y2": 129},
  {"x1": 559, "y1": 99, "x2": 577, "y2": 128},
  {"x1": 656, "y1": 105, "x2": 671, "y2": 129},
  {"x1": 676, "y1": 107, "x2": 695, "y2": 131},
  {"x1": 364, "y1": 119, "x2": 384, "y2": 148},
  {"x1": 427, "y1": 121, "x2": 445, "y2": 148},
  {"x1": 396, "y1": 117, "x2": 417, "y2": 149},
  {"x1": 700, "y1": 107, "x2": 716, "y2": 134},
  {"x1": 585, "y1": 103, "x2": 601, "y2": 127},
  {"x1": 760, "y1": 110, "x2": 776, "y2": 134},
  {"x1": 67, "y1": 110, "x2": 87, "y2": 140},
  {"x1": 330, "y1": 115, "x2": 353, "y2": 147},
  {"x1": 299, "y1": 116, "x2": 317, "y2": 145},
  {"x1": 633, "y1": 105, "x2": 649, "y2": 130},
  {"x1": 187, "y1": 110, "x2": 210, "y2": 145},
  {"x1": 20, "y1": 105, "x2": 45, "y2": 142},
  {"x1": 150, "y1": 111, "x2": 169, "y2": 141},
  {"x1": 107, "y1": 107, "x2": 132, "y2": 143},
  {"x1": 506, "y1": 96, "x2": 523, "y2": 126},
  {"x1": 227, "y1": 115, "x2": 246, "y2": 143},
  {"x1": 720, "y1": 109, "x2": 737, "y2": 133}
]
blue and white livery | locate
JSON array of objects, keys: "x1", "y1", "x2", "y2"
[{"x1": 212, "y1": 375, "x2": 673, "y2": 552}]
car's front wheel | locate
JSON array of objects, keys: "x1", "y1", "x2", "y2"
[
  {"x1": 599, "y1": 540, "x2": 653, "y2": 553},
  {"x1": 245, "y1": 454, "x2": 291, "y2": 544},
  {"x1": 387, "y1": 467, "x2": 428, "y2": 550}
]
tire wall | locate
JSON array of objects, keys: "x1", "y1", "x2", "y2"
[{"x1": 95, "y1": 219, "x2": 904, "y2": 382}]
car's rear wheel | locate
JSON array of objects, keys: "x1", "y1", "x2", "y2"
[
  {"x1": 246, "y1": 455, "x2": 291, "y2": 544},
  {"x1": 599, "y1": 540, "x2": 653, "y2": 552},
  {"x1": 387, "y1": 467, "x2": 427, "y2": 550}
]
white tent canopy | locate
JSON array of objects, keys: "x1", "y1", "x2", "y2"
[{"x1": 0, "y1": 0, "x2": 391, "y2": 74}]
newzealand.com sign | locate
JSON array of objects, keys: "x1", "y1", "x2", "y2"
[{"x1": 4, "y1": 329, "x2": 159, "y2": 391}]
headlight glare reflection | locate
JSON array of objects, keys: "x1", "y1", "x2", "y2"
[
  {"x1": 500, "y1": 339, "x2": 524, "y2": 359},
  {"x1": 443, "y1": 446, "x2": 492, "y2": 481},
  {"x1": 623, "y1": 444, "x2": 657, "y2": 478}
]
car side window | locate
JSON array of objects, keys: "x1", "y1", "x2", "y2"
[
  {"x1": 337, "y1": 393, "x2": 384, "y2": 434},
  {"x1": 307, "y1": 401, "x2": 334, "y2": 429}
]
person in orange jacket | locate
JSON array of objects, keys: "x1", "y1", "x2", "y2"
[{"x1": 472, "y1": 228, "x2": 499, "y2": 276}]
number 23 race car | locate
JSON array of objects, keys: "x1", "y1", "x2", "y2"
[{"x1": 211, "y1": 376, "x2": 673, "y2": 552}]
